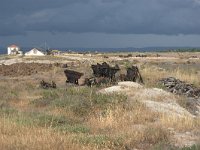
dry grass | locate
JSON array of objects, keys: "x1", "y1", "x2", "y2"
[
  {"x1": 172, "y1": 68, "x2": 199, "y2": 85},
  {"x1": 85, "y1": 101, "x2": 169, "y2": 149},
  {"x1": 0, "y1": 53, "x2": 200, "y2": 149},
  {"x1": 122, "y1": 124, "x2": 170, "y2": 150},
  {"x1": 141, "y1": 64, "x2": 200, "y2": 87},
  {"x1": 0, "y1": 78, "x2": 171, "y2": 149},
  {"x1": 159, "y1": 114, "x2": 200, "y2": 132},
  {"x1": 0, "y1": 118, "x2": 91, "y2": 150},
  {"x1": 86, "y1": 101, "x2": 157, "y2": 132}
]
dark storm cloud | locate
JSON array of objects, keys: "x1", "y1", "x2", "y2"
[{"x1": 1, "y1": 0, "x2": 200, "y2": 36}]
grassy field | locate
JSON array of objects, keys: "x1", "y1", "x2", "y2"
[{"x1": 0, "y1": 53, "x2": 200, "y2": 150}]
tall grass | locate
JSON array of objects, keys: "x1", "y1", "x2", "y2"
[
  {"x1": 0, "y1": 118, "x2": 90, "y2": 150},
  {"x1": 141, "y1": 64, "x2": 200, "y2": 87}
]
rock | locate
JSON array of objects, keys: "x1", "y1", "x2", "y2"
[
  {"x1": 118, "y1": 81, "x2": 143, "y2": 89},
  {"x1": 99, "y1": 81, "x2": 195, "y2": 118},
  {"x1": 133, "y1": 88, "x2": 175, "y2": 103},
  {"x1": 142, "y1": 100, "x2": 195, "y2": 118},
  {"x1": 99, "y1": 86, "x2": 124, "y2": 94},
  {"x1": 99, "y1": 81, "x2": 143, "y2": 94}
]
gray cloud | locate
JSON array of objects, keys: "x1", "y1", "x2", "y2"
[{"x1": 1, "y1": 0, "x2": 200, "y2": 36}]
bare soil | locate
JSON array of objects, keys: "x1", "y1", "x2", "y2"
[{"x1": 0, "y1": 63, "x2": 54, "y2": 76}]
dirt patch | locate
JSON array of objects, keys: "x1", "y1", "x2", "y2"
[{"x1": 0, "y1": 63, "x2": 54, "y2": 77}]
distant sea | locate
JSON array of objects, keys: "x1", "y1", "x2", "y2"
[
  {"x1": 0, "y1": 46, "x2": 199, "y2": 54},
  {"x1": 0, "y1": 49, "x2": 7, "y2": 54}
]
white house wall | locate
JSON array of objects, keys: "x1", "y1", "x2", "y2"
[
  {"x1": 7, "y1": 47, "x2": 11, "y2": 55},
  {"x1": 25, "y1": 49, "x2": 45, "y2": 56},
  {"x1": 7, "y1": 47, "x2": 20, "y2": 55}
]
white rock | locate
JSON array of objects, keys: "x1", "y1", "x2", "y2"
[
  {"x1": 142, "y1": 100, "x2": 195, "y2": 118},
  {"x1": 118, "y1": 81, "x2": 143, "y2": 89},
  {"x1": 99, "y1": 86, "x2": 126, "y2": 94}
]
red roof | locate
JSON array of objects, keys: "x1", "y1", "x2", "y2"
[{"x1": 8, "y1": 44, "x2": 19, "y2": 48}]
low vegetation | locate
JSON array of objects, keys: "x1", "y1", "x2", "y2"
[{"x1": 0, "y1": 53, "x2": 200, "y2": 149}]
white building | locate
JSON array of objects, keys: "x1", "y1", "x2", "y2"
[
  {"x1": 7, "y1": 45, "x2": 22, "y2": 55},
  {"x1": 25, "y1": 48, "x2": 45, "y2": 56},
  {"x1": 50, "y1": 50, "x2": 61, "y2": 56}
]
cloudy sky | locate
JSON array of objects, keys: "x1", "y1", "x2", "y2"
[{"x1": 1, "y1": 0, "x2": 200, "y2": 48}]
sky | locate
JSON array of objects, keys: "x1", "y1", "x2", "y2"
[{"x1": 1, "y1": 0, "x2": 200, "y2": 48}]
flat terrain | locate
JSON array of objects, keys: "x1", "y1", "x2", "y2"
[{"x1": 0, "y1": 52, "x2": 200, "y2": 150}]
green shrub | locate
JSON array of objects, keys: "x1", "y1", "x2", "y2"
[
  {"x1": 92, "y1": 93, "x2": 127, "y2": 106},
  {"x1": 31, "y1": 89, "x2": 62, "y2": 107},
  {"x1": 42, "y1": 89, "x2": 60, "y2": 100},
  {"x1": 181, "y1": 144, "x2": 200, "y2": 150},
  {"x1": 0, "y1": 87, "x2": 20, "y2": 101},
  {"x1": 15, "y1": 111, "x2": 73, "y2": 127},
  {"x1": 56, "y1": 124, "x2": 90, "y2": 133},
  {"x1": 76, "y1": 135, "x2": 109, "y2": 147},
  {"x1": 31, "y1": 87, "x2": 127, "y2": 117},
  {"x1": 151, "y1": 142, "x2": 175, "y2": 150},
  {"x1": 0, "y1": 105, "x2": 17, "y2": 116},
  {"x1": 31, "y1": 98, "x2": 52, "y2": 107}
]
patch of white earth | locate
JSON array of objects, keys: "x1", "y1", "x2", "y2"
[
  {"x1": 99, "y1": 81, "x2": 143, "y2": 94},
  {"x1": 0, "y1": 58, "x2": 71, "y2": 65},
  {"x1": 99, "y1": 81, "x2": 195, "y2": 118},
  {"x1": 143, "y1": 100, "x2": 195, "y2": 118},
  {"x1": 0, "y1": 58, "x2": 23, "y2": 65}
]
